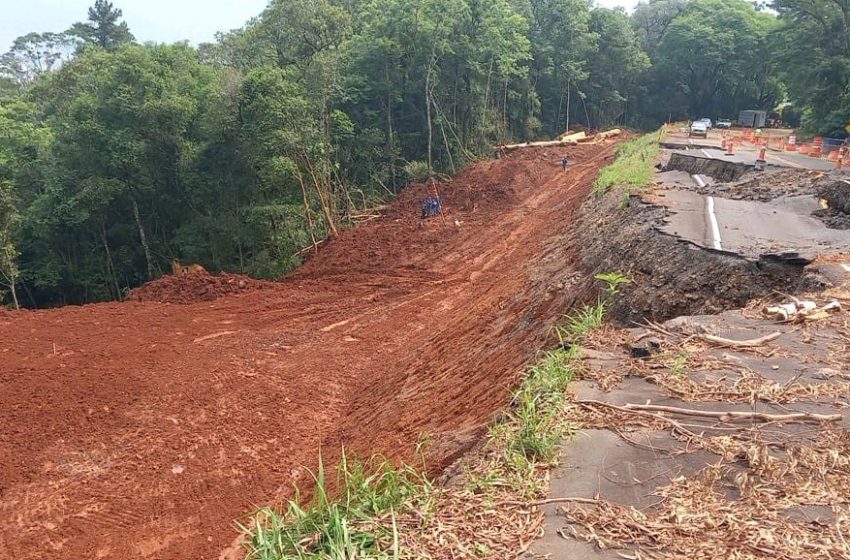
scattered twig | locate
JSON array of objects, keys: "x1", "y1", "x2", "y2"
[
  {"x1": 604, "y1": 402, "x2": 843, "y2": 423},
  {"x1": 698, "y1": 331, "x2": 781, "y2": 348}
]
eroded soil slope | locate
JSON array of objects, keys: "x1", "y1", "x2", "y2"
[{"x1": 0, "y1": 142, "x2": 617, "y2": 560}]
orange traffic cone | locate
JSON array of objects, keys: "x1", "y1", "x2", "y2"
[
  {"x1": 755, "y1": 146, "x2": 767, "y2": 171},
  {"x1": 726, "y1": 138, "x2": 734, "y2": 156}
]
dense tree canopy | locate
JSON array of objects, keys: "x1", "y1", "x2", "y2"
[{"x1": 0, "y1": 0, "x2": 848, "y2": 307}]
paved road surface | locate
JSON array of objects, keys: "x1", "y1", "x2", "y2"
[
  {"x1": 665, "y1": 130, "x2": 840, "y2": 172},
  {"x1": 656, "y1": 189, "x2": 850, "y2": 261}
]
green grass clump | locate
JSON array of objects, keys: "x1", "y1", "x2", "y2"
[
  {"x1": 503, "y1": 272, "x2": 631, "y2": 466},
  {"x1": 243, "y1": 454, "x2": 429, "y2": 560},
  {"x1": 593, "y1": 131, "x2": 661, "y2": 196}
]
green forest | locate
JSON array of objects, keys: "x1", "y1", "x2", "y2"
[{"x1": 1, "y1": 0, "x2": 849, "y2": 308}]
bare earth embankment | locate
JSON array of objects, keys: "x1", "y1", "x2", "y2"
[{"x1": 0, "y1": 141, "x2": 618, "y2": 560}]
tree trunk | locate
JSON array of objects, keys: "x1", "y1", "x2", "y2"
[
  {"x1": 302, "y1": 155, "x2": 338, "y2": 238},
  {"x1": 436, "y1": 98, "x2": 456, "y2": 174},
  {"x1": 100, "y1": 221, "x2": 122, "y2": 301},
  {"x1": 385, "y1": 63, "x2": 397, "y2": 193},
  {"x1": 131, "y1": 197, "x2": 155, "y2": 279},
  {"x1": 425, "y1": 58, "x2": 434, "y2": 180},
  {"x1": 296, "y1": 167, "x2": 320, "y2": 252},
  {"x1": 9, "y1": 281, "x2": 18, "y2": 310}
]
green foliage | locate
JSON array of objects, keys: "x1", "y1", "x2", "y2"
[
  {"x1": 0, "y1": 32, "x2": 77, "y2": 86},
  {"x1": 772, "y1": 0, "x2": 850, "y2": 135},
  {"x1": 243, "y1": 453, "x2": 428, "y2": 560},
  {"x1": 69, "y1": 0, "x2": 135, "y2": 50},
  {"x1": 593, "y1": 132, "x2": 661, "y2": 196},
  {"x1": 3, "y1": 0, "x2": 849, "y2": 307},
  {"x1": 402, "y1": 161, "x2": 431, "y2": 183},
  {"x1": 508, "y1": 346, "x2": 579, "y2": 462},
  {"x1": 648, "y1": 0, "x2": 781, "y2": 120},
  {"x1": 0, "y1": 182, "x2": 20, "y2": 308},
  {"x1": 595, "y1": 271, "x2": 631, "y2": 299}
]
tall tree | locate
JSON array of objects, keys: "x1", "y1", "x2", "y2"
[
  {"x1": 0, "y1": 32, "x2": 77, "y2": 86},
  {"x1": 631, "y1": 0, "x2": 689, "y2": 57},
  {"x1": 651, "y1": 0, "x2": 777, "y2": 119},
  {"x1": 771, "y1": 0, "x2": 850, "y2": 135},
  {"x1": 0, "y1": 181, "x2": 20, "y2": 308},
  {"x1": 582, "y1": 8, "x2": 650, "y2": 127},
  {"x1": 70, "y1": 0, "x2": 135, "y2": 50}
]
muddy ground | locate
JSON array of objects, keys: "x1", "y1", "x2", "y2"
[{"x1": 0, "y1": 142, "x2": 618, "y2": 560}]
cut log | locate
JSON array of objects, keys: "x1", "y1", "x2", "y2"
[
  {"x1": 597, "y1": 129, "x2": 622, "y2": 140},
  {"x1": 495, "y1": 129, "x2": 621, "y2": 152},
  {"x1": 559, "y1": 131, "x2": 587, "y2": 143}
]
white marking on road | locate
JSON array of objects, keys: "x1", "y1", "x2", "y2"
[
  {"x1": 691, "y1": 174, "x2": 707, "y2": 188},
  {"x1": 769, "y1": 154, "x2": 804, "y2": 169},
  {"x1": 701, "y1": 149, "x2": 712, "y2": 158},
  {"x1": 706, "y1": 196, "x2": 723, "y2": 251},
  {"x1": 842, "y1": 264, "x2": 850, "y2": 273}
]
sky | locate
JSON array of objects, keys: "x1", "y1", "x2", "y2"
[{"x1": 1, "y1": 0, "x2": 641, "y2": 52}]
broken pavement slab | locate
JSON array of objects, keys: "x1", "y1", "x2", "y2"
[
  {"x1": 526, "y1": 293, "x2": 850, "y2": 559},
  {"x1": 655, "y1": 189, "x2": 850, "y2": 262}
]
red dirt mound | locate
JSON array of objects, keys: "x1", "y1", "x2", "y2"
[
  {"x1": 126, "y1": 271, "x2": 274, "y2": 304},
  {"x1": 0, "y1": 141, "x2": 619, "y2": 560}
]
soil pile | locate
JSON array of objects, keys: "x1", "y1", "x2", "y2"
[
  {"x1": 815, "y1": 178, "x2": 850, "y2": 229},
  {"x1": 126, "y1": 271, "x2": 275, "y2": 304}
]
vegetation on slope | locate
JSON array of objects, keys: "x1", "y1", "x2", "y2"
[
  {"x1": 593, "y1": 131, "x2": 662, "y2": 196},
  {"x1": 242, "y1": 273, "x2": 628, "y2": 559},
  {"x1": 2, "y1": 0, "x2": 849, "y2": 307}
]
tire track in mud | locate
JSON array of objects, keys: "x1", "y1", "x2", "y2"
[{"x1": 0, "y1": 141, "x2": 618, "y2": 560}]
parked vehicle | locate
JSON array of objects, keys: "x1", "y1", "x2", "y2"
[
  {"x1": 739, "y1": 110, "x2": 767, "y2": 128},
  {"x1": 716, "y1": 119, "x2": 732, "y2": 129},
  {"x1": 689, "y1": 121, "x2": 709, "y2": 138}
]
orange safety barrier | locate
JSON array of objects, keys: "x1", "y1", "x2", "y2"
[
  {"x1": 799, "y1": 144, "x2": 810, "y2": 155},
  {"x1": 810, "y1": 145, "x2": 822, "y2": 158}
]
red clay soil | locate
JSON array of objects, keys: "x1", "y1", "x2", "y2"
[
  {"x1": 127, "y1": 271, "x2": 275, "y2": 304},
  {"x1": 0, "y1": 141, "x2": 618, "y2": 560}
]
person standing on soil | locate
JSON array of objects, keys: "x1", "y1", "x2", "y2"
[{"x1": 561, "y1": 155, "x2": 569, "y2": 172}]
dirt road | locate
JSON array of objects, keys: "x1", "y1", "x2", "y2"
[{"x1": 0, "y1": 142, "x2": 617, "y2": 560}]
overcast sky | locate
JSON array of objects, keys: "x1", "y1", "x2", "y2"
[{"x1": 2, "y1": 0, "x2": 641, "y2": 52}]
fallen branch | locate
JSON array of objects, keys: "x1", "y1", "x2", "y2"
[
  {"x1": 498, "y1": 497, "x2": 601, "y2": 508},
  {"x1": 698, "y1": 331, "x2": 781, "y2": 348},
  {"x1": 612, "y1": 402, "x2": 842, "y2": 423},
  {"x1": 577, "y1": 400, "x2": 700, "y2": 440}
]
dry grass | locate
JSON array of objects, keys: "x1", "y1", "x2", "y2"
[{"x1": 561, "y1": 429, "x2": 850, "y2": 559}]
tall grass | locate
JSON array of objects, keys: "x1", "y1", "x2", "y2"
[
  {"x1": 502, "y1": 272, "x2": 630, "y2": 469},
  {"x1": 243, "y1": 454, "x2": 429, "y2": 560},
  {"x1": 593, "y1": 131, "x2": 661, "y2": 196}
]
